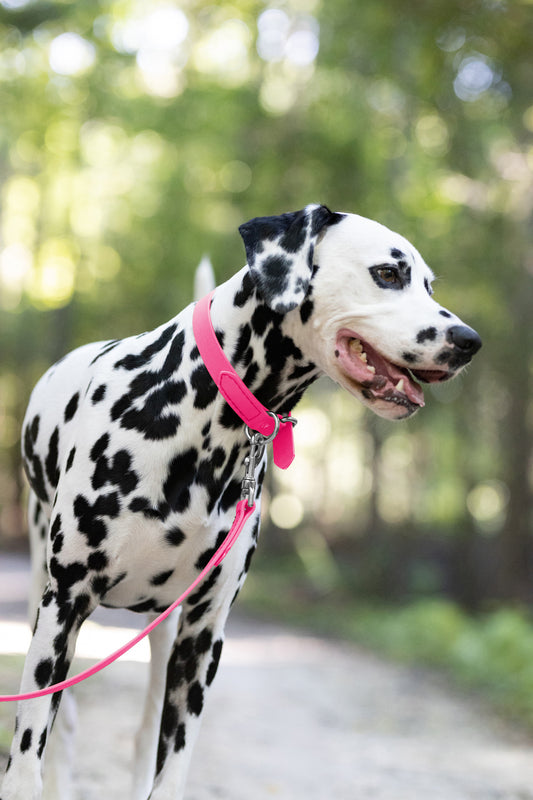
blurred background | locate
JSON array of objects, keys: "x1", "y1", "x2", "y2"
[{"x1": 0, "y1": 0, "x2": 532, "y2": 719}]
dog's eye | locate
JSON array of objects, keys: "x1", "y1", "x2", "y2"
[
  {"x1": 378, "y1": 268, "x2": 399, "y2": 284},
  {"x1": 369, "y1": 265, "x2": 403, "y2": 290}
]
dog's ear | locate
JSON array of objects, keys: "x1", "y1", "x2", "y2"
[{"x1": 239, "y1": 204, "x2": 345, "y2": 313}]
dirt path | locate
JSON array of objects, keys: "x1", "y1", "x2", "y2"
[
  {"x1": 1, "y1": 555, "x2": 533, "y2": 799},
  {"x1": 13, "y1": 618, "x2": 530, "y2": 800}
]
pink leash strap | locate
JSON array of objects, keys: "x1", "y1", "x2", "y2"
[
  {"x1": 193, "y1": 291, "x2": 295, "y2": 469},
  {"x1": 0, "y1": 500, "x2": 255, "y2": 702}
]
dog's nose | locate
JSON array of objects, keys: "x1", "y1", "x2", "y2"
[{"x1": 446, "y1": 325, "x2": 482, "y2": 355}]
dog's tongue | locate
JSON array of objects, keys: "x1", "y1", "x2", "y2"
[{"x1": 336, "y1": 333, "x2": 425, "y2": 407}]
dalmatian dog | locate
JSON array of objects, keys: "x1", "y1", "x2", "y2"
[{"x1": 1, "y1": 204, "x2": 481, "y2": 800}]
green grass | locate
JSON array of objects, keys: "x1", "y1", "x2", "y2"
[{"x1": 240, "y1": 564, "x2": 533, "y2": 731}]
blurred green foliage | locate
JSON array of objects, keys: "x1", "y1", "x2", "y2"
[
  {"x1": 241, "y1": 572, "x2": 533, "y2": 728},
  {"x1": 350, "y1": 602, "x2": 533, "y2": 728},
  {"x1": 0, "y1": 0, "x2": 531, "y2": 607}
]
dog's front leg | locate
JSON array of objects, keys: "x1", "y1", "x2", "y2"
[
  {"x1": 147, "y1": 603, "x2": 228, "y2": 800},
  {"x1": 1, "y1": 588, "x2": 94, "y2": 800},
  {"x1": 133, "y1": 609, "x2": 181, "y2": 800}
]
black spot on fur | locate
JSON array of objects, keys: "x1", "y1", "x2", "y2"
[
  {"x1": 233, "y1": 272, "x2": 255, "y2": 307},
  {"x1": 196, "y1": 529, "x2": 229, "y2": 568},
  {"x1": 119, "y1": 382, "x2": 186, "y2": 440},
  {"x1": 110, "y1": 331, "x2": 186, "y2": 440},
  {"x1": 20, "y1": 728, "x2": 32, "y2": 753},
  {"x1": 161, "y1": 704, "x2": 178, "y2": 738},
  {"x1": 390, "y1": 248, "x2": 405, "y2": 259},
  {"x1": 186, "y1": 567, "x2": 221, "y2": 606},
  {"x1": 186, "y1": 600, "x2": 211, "y2": 624},
  {"x1": 257, "y1": 255, "x2": 291, "y2": 304},
  {"x1": 232, "y1": 324, "x2": 252, "y2": 366},
  {"x1": 91, "y1": 575, "x2": 110, "y2": 595},
  {"x1": 34, "y1": 658, "x2": 54, "y2": 688},
  {"x1": 251, "y1": 304, "x2": 273, "y2": 336},
  {"x1": 187, "y1": 682, "x2": 204, "y2": 716},
  {"x1": 165, "y1": 526, "x2": 186, "y2": 546},
  {"x1": 50, "y1": 514, "x2": 61, "y2": 540},
  {"x1": 163, "y1": 448, "x2": 198, "y2": 513},
  {"x1": 73, "y1": 492, "x2": 120, "y2": 547},
  {"x1": 92, "y1": 446, "x2": 138, "y2": 496},
  {"x1": 91, "y1": 384, "x2": 106, "y2": 404},
  {"x1": 195, "y1": 629, "x2": 213, "y2": 654},
  {"x1": 37, "y1": 729, "x2": 47, "y2": 759},
  {"x1": 436, "y1": 348, "x2": 454, "y2": 365},
  {"x1": 45, "y1": 427, "x2": 60, "y2": 488},
  {"x1": 66, "y1": 447, "x2": 76, "y2": 471},
  {"x1": 156, "y1": 739, "x2": 168, "y2": 776},
  {"x1": 64, "y1": 392, "x2": 79, "y2": 422},
  {"x1": 90, "y1": 340, "x2": 120, "y2": 365},
  {"x1": 174, "y1": 723, "x2": 186, "y2": 752},
  {"x1": 402, "y1": 352, "x2": 419, "y2": 364},
  {"x1": 218, "y1": 401, "x2": 245, "y2": 431},
  {"x1": 206, "y1": 640, "x2": 223, "y2": 686},
  {"x1": 190, "y1": 364, "x2": 217, "y2": 410},
  {"x1": 88, "y1": 550, "x2": 108, "y2": 571},
  {"x1": 289, "y1": 362, "x2": 316, "y2": 381},
  {"x1": 299, "y1": 298, "x2": 314, "y2": 324},
  {"x1": 151, "y1": 570, "x2": 174, "y2": 586},
  {"x1": 416, "y1": 327, "x2": 437, "y2": 344},
  {"x1": 218, "y1": 479, "x2": 241, "y2": 513},
  {"x1": 49, "y1": 558, "x2": 88, "y2": 596},
  {"x1": 90, "y1": 434, "x2": 109, "y2": 462},
  {"x1": 244, "y1": 544, "x2": 256, "y2": 574},
  {"x1": 439, "y1": 309, "x2": 452, "y2": 318},
  {"x1": 128, "y1": 496, "x2": 162, "y2": 519},
  {"x1": 114, "y1": 323, "x2": 177, "y2": 371},
  {"x1": 23, "y1": 419, "x2": 48, "y2": 502}
]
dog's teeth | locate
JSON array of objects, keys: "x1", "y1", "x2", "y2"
[
  {"x1": 367, "y1": 365, "x2": 376, "y2": 374},
  {"x1": 360, "y1": 352, "x2": 368, "y2": 363},
  {"x1": 349, "y1": 338, "x2": 363, "y2": 353},
  {"x1": 396, "y1": 379, "x2": 405, "y2": 393}
]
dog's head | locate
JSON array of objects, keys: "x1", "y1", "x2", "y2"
[{"x1": 239, "y1": 204, "x2": 481, "y2": 420}]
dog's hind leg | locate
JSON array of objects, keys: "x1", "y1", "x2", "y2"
[
  {"x1": 1, "y1": 582, "x2": 96, "y2": 800},
  {"x1": 25, "y1": 492, "x2": 77, "y2": 800},
  {"x1": 132, "y1": 608, "x2": 181, "y2": 800}
]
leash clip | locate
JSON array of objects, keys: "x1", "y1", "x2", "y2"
[{"x1": 241, "y1": 432, "x2": 266, "y2": 507}]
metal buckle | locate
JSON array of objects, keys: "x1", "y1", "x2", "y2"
[
  {"x1": 279, "y1": 414, "x2": 297, "y2": 428},
  {"x1": 241, "y1": 413, "x2": 278, "y2": 507},
  {"x1": 241, "y1": 413, "x2": 297, "y2": 507}
]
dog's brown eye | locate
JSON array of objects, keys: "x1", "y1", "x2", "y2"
[
  {"x1": 377, "y1": 268, "x2": 399, "y2": 284},
  {"x1": 369, "y1": 264, "x2": 404, "y2": 290}
]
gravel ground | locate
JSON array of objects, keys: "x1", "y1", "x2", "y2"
[{"x1": 1, "y1": 555, "x2": 533, "y2": 799}]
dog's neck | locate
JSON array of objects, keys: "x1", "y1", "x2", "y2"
[{"x1": 207, "y1": 268, "x2": 321, "y2": 417}]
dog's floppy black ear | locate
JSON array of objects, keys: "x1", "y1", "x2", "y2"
[{"x1": 239, "y1": 204, "x2": 345, "y2": 313}]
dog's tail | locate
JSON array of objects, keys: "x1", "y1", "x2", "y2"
[{"x1": 194, "y1": 255, "x2": 216, "y2": 301}]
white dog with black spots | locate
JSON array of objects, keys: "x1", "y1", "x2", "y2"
[{"x1": 1, "y1": 204, "x2": 481, "y2": 800}]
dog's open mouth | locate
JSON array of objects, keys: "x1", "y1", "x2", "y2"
[{"x1": 335, "y1": 330, "x2": 450, "y2": 411}]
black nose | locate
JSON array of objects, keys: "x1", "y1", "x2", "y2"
[{"x1": 446, "y1": 325, "x2": 482, "y2": 355}]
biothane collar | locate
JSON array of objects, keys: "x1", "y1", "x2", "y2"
[{"x1": 192, "y1": 290, "x2": 296, "y2": 469}]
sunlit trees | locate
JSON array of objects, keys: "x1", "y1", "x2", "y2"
[{"x1": 0, "y1": 0, "x2": 531, "y2": 605}]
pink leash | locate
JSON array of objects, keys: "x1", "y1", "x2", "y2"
[{"x1": 0, "y1": 290, "x2": 296, "y2": 702}]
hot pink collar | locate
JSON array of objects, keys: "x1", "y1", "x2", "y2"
[{"x1": 192, "y1": 290, "x2": 296, "y2": 469}]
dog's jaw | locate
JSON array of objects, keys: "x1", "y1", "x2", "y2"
[{"x1": 334, "y1": 330, "x2": 425, "y2": 420}]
